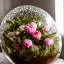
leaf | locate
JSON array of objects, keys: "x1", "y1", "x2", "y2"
[
  {"x1": 50, "y1": 42, "x2": 59, "y2": 56},
  {"x1": 31, "y1": 45, "x2": 39, "y2": 53},
  {"x1": 13, "y1": 16, "x2": 23, "y2": 25},
  {"x1": 17, "y1": 37, "x2": 21, "y2": 43},
  {"x1": 49, "y1": 32, "x2": 57, "y2": 36},
  {"x1": 27, "y1": 17, "x2": 34, "y2": 23},
  {"x1": 42, "y1": 32, "x2": 57, "y2": 38},
  {"x1": 6, "y1": 20, "x2": 18, "y2": 31},
  {"x1": 23, "y1": 18, "x2": 28, "y2": 24},
  {"x1": 20, "y1": 47, "x2": 29, "y2": 56},
  {"x1": 42, "y1": 32, "x2": 49, "y2": 38},
  {"x1": 6, "y1": 20, "x2": 13, "y2": 25},
  {"x1": 3, "y1": 33, "x2": 12, "y2": 48},
  {"x1": 36, "y1": 16, "x2": 41, "y2": 21},
  {"x1": 23, "y1": 35, "x2": 26, "y2": 40},
  {"x1": 19, "y1": 16, "x2": 24, "y2": 21},
  {"x1": 34, "y1": 16, "x2": 41, "y2": 23},
  {"x1": 40, "y1": 46, "x2": 50, "y2": 57},
  {"x1": 13, "y1": 16, "x2": 19, "y2": 21},
  {"x1": 40, "y1": 49, "x2": 50, "y2": 57}
]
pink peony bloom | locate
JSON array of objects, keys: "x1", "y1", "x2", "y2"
[
  {"x1": 22, "y1": 39, "x2": 33, "y2": 48},
  {"x1": 7, "y1": 32, "x2": 16, "y2": 43},
  {"x1": 44, "y1": 38, "x2": 54, "y2": 46},
  {"x1": 31, "y1": 22, "x2": 37, "y2": 29},
  {"x1": 13, "y1": 44, "x2": 20, "y2": 50},
  {"x1": 32, "y1": 31, "x2": 42, "y2": 40},
  {"x1": 24, "y1": 22, "x2": 37, "y2": 34},
  {"x1": 7, "y1": 32, "x2": 16, "y2": 37},
  {"x1": 42, "y1": 25, "x2": 50, "y2": 32}
]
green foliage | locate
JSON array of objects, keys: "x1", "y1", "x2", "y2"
[
  {"x1": 3, "y1": 14, "x2": 59, "y2": 60},
  {"x1": 3, "y1": 33, "x2": 13, "y2": 54}
]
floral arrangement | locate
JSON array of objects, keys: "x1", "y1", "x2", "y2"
[{"x1": 3, "y1": 14, "x2": 59, "y2": 62}]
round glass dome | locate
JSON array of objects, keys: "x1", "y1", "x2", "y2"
[{"x1": 0, "y1": 5, "x2": 62, "y2": 64}]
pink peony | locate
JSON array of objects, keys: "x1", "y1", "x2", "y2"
[
  {"x1": 31, "y1": 22, "x2": 37, "y2": 29},
  {"x1": 13, "y1": 44, "x2": 20, "y2": 50},
  {"x1": 44, "y1": 38, "x2": 54, "y2": 46},
  {"x1": 22, "y1": 39, "x2": 33, "y2": 48},
  {"x1": 7, "y1": 32, "x2": 16, "y2": 43},
  {"x1": 42, "y1": 25, "x2": 50, "y2": 32},
  {"x1": 32, "y1": 31, "x2": 42, "y2": 40},
  {"x1": 7, "y1": 32, "x2": 16, "y2": 37},
  {"x1": 24, "y1": 22, "x2": 37, "y2": 34}
]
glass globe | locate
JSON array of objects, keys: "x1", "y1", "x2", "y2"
[{"x1": 0, "y1": 5, "x2": 62, "y2": 64}]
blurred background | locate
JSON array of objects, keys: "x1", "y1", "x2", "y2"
[
  {"x1": 0, "y1": 0, "x2": 63, "y2": 63},
  {"x1": 0, "y1": 0, "x2": 55, "y2": 22}
]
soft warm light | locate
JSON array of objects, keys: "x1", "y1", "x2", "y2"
[{"x1": 55, "y1": 0, "x2": 63, "y2": 34}]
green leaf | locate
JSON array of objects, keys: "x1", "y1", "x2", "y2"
[
  {"x1": 13, "y1": 16, "x2": 23, "y2": 25},
  {"x1": 36, "y1": 16, "x2": 41, "y2": 21},
  {"x1": 42, "y1": 32, "x2": 57, "y2": 38},
  {"x1": 34, "y1": 16, "x2": 41, "y2": 23},
  {"x1": 27, "y1": 17, "x2": 34, "y2": 23},
  {"x1": 20, "y1": 47, "x2": 29, "y2": 56},
  {"x1": 17, "y1": 37, "x2": 21, "y2": 43},
  {"x1": 6, "y1": 19, "x2": 19, "y2": 31},
  {"x1": 19, "y1": 16, "x2": 24, "y2": 21},
  {"x1": 50, "y1": 42, "x2": 59, "y2": 56},
  {"x1": 42, "y1": 32, "x2": 49, "y2": 38},
  {"x1": 22, "y1": 19, "x2": 28, "y2": 24},
  {"x1": 31, "y1": 45, "x2": 39, "y2": 53},
  {"x1": 40, "y1": 49, "x2": 50, "y2": 57},
  {"x1": 40, "y1": 46, "x2": 50, "y2": 57},
  {"x1": 49, "y1": 32, "x2": 57, "y2": 36},
  {"x1": 3, "y1": 33, "x2": 12, "y2": 48},
  {"x1": 6, "y1": 20, "x2": 13, "y2": 25},
  {"x1": 23, "y1": 35, "x2": 26, "y2": 40},
  {"x1": 13, "y1": 16, "x2": 19, "y2": 21}
]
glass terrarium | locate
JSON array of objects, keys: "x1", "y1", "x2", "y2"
[{"x1": 0, "y1": 5, "x2": 62, "y2": 64}]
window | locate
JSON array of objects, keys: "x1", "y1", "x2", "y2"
[{"x1": 55, "y1": 0, "x2": 63, "y2": 35}]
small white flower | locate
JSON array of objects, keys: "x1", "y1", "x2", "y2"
[
  {"x1": 15, "y1": 31, "x2": 20, "y2": 35},
  {"x1": 19, "y1": 25, "x2": 25, "y2": 31}
]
